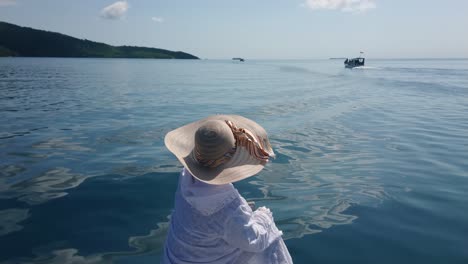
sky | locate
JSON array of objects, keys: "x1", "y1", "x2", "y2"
[{"x1": 1, "y1": 0, "x2": 467, "y2": 59}]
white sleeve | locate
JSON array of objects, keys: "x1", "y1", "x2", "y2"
[{"x1": 223, "y1": 204, "x2": 283, "y2": 253}]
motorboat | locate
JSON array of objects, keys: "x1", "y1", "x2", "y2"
[{"x1": 344, "y1": 57, "x2": 365, "y2": 68}]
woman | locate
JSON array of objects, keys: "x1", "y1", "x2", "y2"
[{"x1": 162, "y1": 115, "x2": 292, "y2": 264}]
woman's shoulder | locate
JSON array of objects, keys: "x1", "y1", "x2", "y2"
[
  {"x1": 215, "y1": 192, "x2": 254, "y2": 221},
  {"x1": 202, "y1": 189, "x2": 245, "y2": 217},
  {"x1": 177, "y1": 169, "x2": 246, "y2": 215}
]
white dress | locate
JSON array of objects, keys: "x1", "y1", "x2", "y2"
[{"x1": 162, "y1": 168, "x2": 293, "y2": 264}]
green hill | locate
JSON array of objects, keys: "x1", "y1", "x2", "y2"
[{"x1": 0, "y1": 21, "x2": 199, "y2": 59}]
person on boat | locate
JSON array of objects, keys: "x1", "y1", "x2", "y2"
[{"x1": 162, "y1": 114, "x2": 293, "y2": 264}]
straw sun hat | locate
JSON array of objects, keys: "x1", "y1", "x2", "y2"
[{"x1": 164, "y1": 115, "x2": 275, "y2": 185}]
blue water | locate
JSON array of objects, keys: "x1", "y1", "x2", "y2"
[{"x1": 0, "y1": 58, "x2": 467, "y2": 264}]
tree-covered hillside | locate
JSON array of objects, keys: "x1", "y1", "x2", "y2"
[{"x1": 0, "y1": 21, "x2": 199, "y2": 59}]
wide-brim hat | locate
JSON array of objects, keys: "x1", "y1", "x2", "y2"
[{"x1": 164, "y1": 114, "x2": 275, "y2": 185}]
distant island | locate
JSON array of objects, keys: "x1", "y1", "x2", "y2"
[{"x1": 0, "y1": 21, "x2": 199, "y2": 59}]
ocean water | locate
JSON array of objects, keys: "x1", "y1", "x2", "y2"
[{"x1": 0, "y1": 57, "x2": 467, "y2": 264}]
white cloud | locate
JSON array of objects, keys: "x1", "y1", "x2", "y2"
[
  {"x1": 151, "y1": 16, "x2": 164, "y2": 23},
  {"x1": 304, "y1": 0, "x2": 376, "y2": 13},
  {"x1": 0, "y1": 0, "x2": 17, "y2": 7},
  {"x1": 100, "y1": 1, "x2": 129, "y2": 20}
]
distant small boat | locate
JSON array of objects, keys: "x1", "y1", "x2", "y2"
[
  {"x1": 344, "y1": 57, "x2": 365, "y2": 68},
  {"x1": 232, "y1": 57, "x2": 245, "y2": 62},
  {"x1": 344, "y1": 52, "x2": 365, "y2": 68}
]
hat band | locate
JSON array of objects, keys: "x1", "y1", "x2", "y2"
[
  {"x1": 195, "y1": 145, "x2": 236, "y2": 168},
  {"x1": 225, "y1": 120, "x2": 270, "y2": 162},
  {"x1": 194, "y1": 120, "x2": 272, "y2": 168}
]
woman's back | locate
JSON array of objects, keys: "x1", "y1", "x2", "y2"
[{"x1": 162, "y1": 170, "x2": 291, "y2": 264}]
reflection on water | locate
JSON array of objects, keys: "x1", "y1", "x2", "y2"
[
  {"x1": 1, "y1": 167, "x2": 88, "y2": 205},
  {"x1": 1, "y1": 58, "x2": 468, "y2": 263},
  {"x1": 0, "y1": 164, "x2": 26, "y2": 181},
  {"x1": 0, "y1": 208, "x2": 30, "y2": 236},
  {"x1": 33, "y1": 138, "x2": 93, "y2": 152},
  {"x1": 243, "y1": 122, "x2": 387, "y2": 240},
  {"x1": 0, "y1": 221, "x2": 170, "y2": 264}
]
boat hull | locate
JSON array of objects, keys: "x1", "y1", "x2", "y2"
[{"x1": 344, "y1": 57, "x2": 365, "y2": 68}]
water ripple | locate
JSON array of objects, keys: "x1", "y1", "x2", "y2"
[
  {"x1": 0, "y1": 167, "x2": 89, "y2": 205},
  {"x1": 1, "y1": 58, "x2": 468, "y2": 263},
  {"x1": 0, "y1": 208, "x2": 30, "y2": 236}
]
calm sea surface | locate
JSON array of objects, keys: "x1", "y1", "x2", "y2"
[{"x1": 0, "y1": 58, "x2": 467, "y2": 264}]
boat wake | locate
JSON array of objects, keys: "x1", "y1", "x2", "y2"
[{"x1": 352, "y1": 66, "x2": 380, "y2": 70}]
